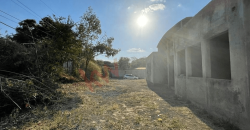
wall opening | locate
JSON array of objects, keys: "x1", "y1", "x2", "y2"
[
  {"x1": 169, "y1": 56, "x2": 175, "y2": 88},
  {"x1": 189, "y1": 43, "x2": 202, "y2": 77},
  {"x1": 209, "y1": 31, "x2": 231, "y2": 79},
  {"x1": 177, "y1": 50, "x2": 186, "y2": 76}
]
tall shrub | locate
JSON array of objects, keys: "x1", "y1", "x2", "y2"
[{"x1": 80, "y1": 59, "x2": 102, "y2": 82}]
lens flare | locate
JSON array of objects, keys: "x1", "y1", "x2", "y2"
[{"x1": 137, "y1": 15, "x2": 148, "y2": 27}]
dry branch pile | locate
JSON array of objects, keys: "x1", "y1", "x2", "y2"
[{"x1": 0, "y1": 75, "x2": 62, "y2": 117}]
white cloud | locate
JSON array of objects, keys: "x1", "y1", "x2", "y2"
[
  {"x1": 177, "y1": 4, "x2": 182, "y2": 7},
  {"x1": 142, "y1": 4, "x2": 165, "y2": 13},
  {"x1": 128, "y1": 6, "x2": 131, "y2": 9},
  {"x1": 150, "y1": 4, "x2": 165, "y2": 10},
  {"x1": 150, "y1": 0, "x2": 166, "y2": 2},
  {"x1": 127, "y1": 48, "x2": 145, "y2": 52},
  {"x1": 142, "y1": 8, "x2": 151, "y2": 13}
]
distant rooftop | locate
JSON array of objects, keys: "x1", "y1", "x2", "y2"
[{"x1": 135, "y1": 67, "x2": 146, "y2": 70}]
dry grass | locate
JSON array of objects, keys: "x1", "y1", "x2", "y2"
[{"x1": 0, "y1": 79, "x2": 236, "y2": 130}]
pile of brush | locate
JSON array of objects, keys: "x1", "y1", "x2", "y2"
[{"x1": 0, "y1": 73, "x2": 63, "y2": 117}]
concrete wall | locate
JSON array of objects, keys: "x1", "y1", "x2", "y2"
[
  {"x1": 175, "y1": 77, "x2": 186, "y2": 97},
  {"x1": 147, "y1": 0, "x2": 250, "y2": 129},
  {"x1": 243, "y1": 0, "x2": 250, "y2": 128},
  {"x1": 186, "y1": 77, "x2": 206, "y2": 107},
  {"x1": 206, "y1": 79, "x2": 240, "y2": 120},
  {"x1": 146, "y1": 52, "x2": 168, "y2": 85},
  {"x1": 146, "y1": 52, "x2": 154, "y2": 82}
]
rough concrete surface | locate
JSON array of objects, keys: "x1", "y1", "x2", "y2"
[{"x1": 146, "y1": 0, "x2": 250, "y2": 129}]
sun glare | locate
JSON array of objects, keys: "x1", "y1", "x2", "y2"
[{"x1": 137, "y1": 15, "x2": 148, "y2": 27}]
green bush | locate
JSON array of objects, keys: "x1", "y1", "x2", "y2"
[
  {"x1": 80, "y1": 59, "x2": 103, "y2": 82},
  {"x1": 0, "y1": 39, "x2": 64, "y2": 116},
  {"x1": 102, "y1": 65, "x2": 109, "y2": 78},
  {"x1": 0, "y1": 39, "x2": 34, "y2": 75}
]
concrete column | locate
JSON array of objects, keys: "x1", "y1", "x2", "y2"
[
  {"x1": 167, "y1": 41, "x2": 175, "y2": 89},
  {"x1": 165, "y1": 53, "x2": 168, "y2": 86},
  {"x1": 226, "y1": 0, "x2": 250, "y2": 129},
  {"x1": 174, "y1": 39, "x2": 178, "y2": 95},
  {"x1": 151, "y1": 56, "x2": 154, "y2": 83},
  {"x1": 186, "y1": 47, "x2": 192, "y2": 77},
  {"x1": 167, "y1": 42, "x2": 171, "y2": 88},
  {"x1": 201, "y1": 40, "x2": 211, "y2": 78},
  {"x1": 201, "y1": 40, "x2": 210, "y2": 110},
  {"x1": 176, "y1": 52, "x2": 181, "y2": 76},
  {"x1": 243, "y1": 0, "x2": 250, "y2": 129}
]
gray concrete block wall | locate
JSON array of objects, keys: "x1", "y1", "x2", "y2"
[
  {"x1": 146, "y1": 52, "x2": 168, "y2": 85},
  {"x1": 175, "y1": 77, "x2": 186, "y2": 97},
  {"x1": 186, "y1": 77, "x2": 206, "y2": 107}
]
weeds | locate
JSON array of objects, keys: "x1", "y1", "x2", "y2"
[{"x1": 0, "y1": 79, "x2": 240, "y2": 129}]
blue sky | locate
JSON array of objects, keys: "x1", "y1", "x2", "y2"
[{"x1": 0, "y1": 0, "x2": 211, "y2": 62}]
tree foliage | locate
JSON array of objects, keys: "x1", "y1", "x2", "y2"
[
  {"x1": 0, "y1": 38, "x2": 32, "y2": 74},
  {"x1": 117, "y1": 57, "x2": 146, "y2": 70},
  {"x1": 79, "y1": 59, "x2": 102, "y2": 81},
  {"x1": 0, "y1": 7, "x2": 119, "y2": 116},
  {"x1": 76, "y1": 7, "x2": 120, "y2": 74},
  {"x1": 103, "y1": 61, "x2": 114, "y2": 68},
  {"x1": 10, "y1": 16, "x2": 83, "y2": 78},
  {"x1": 96, "y1": 60, "x2": 104, "y2": 67},
  {"x1": 12, "y1": 19, "x2": 37, "y2": 43},
  {"x1": 130, "y1": 57, "x2": 146, "y2": 69},
  {"x1": 37, "y1": 16, "x2": 82, "y2": 77},
  {"x1": 118, "y1": 57, "x2": 130, "y2": 70}
]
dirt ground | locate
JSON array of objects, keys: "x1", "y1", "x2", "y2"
[{"x1": 1, "y1": 79, "x2": 239, "y2": 130}]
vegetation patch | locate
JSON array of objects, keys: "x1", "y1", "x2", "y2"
[
  {"x1": 0, "y1": 79, "x2": 239, "y2": 129},
  {"x1": 0, "y1": 76, "x2": 63, "y2": 117}
]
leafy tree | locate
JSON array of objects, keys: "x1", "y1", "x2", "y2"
[
  {"x1": 12, "y1": 19, "x2": 37, "y2": 43},
  {"x1": 0, "y1": 38, "x2": 31, "y2": 74},
  {"x1": 130, "y1": 57, "x2": 146, "y2": 69},
  {"x1": 103, "y1": 61, "x2": 114, "y2": 68},
  {"x1": 96, "y1": 60, "x2": 104, "y2": 67},
  {"x1": 37, "y1": 15, "x2": 82, "y2": 78},
  {"x1": 76, "y1": 7, "x2": 120, "y2": 74},
  {"x1": 11, "y1": 18, "x2": 57, "y2": 44},
  {"x1": 0, "y1": 15, "x2": 85, "y2": 116},
  {"x1": 118, "y1": 57, "x2": 130, "y2": 70},
  {"x1": 10, "y1": 16, "x2": 82, "y2": 78}
]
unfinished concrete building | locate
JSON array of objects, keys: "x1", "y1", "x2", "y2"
[{"x1": 146, "y1": 0, "x2": 250, "y2": 129}]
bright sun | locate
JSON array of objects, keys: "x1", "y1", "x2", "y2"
[{"x1": 137, "y1": 15, "x2": 148, "y2": 27}]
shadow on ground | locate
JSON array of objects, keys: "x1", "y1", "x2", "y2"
[{"x1": 146, "y1": 80, "x2": 240, "y2": 130}]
